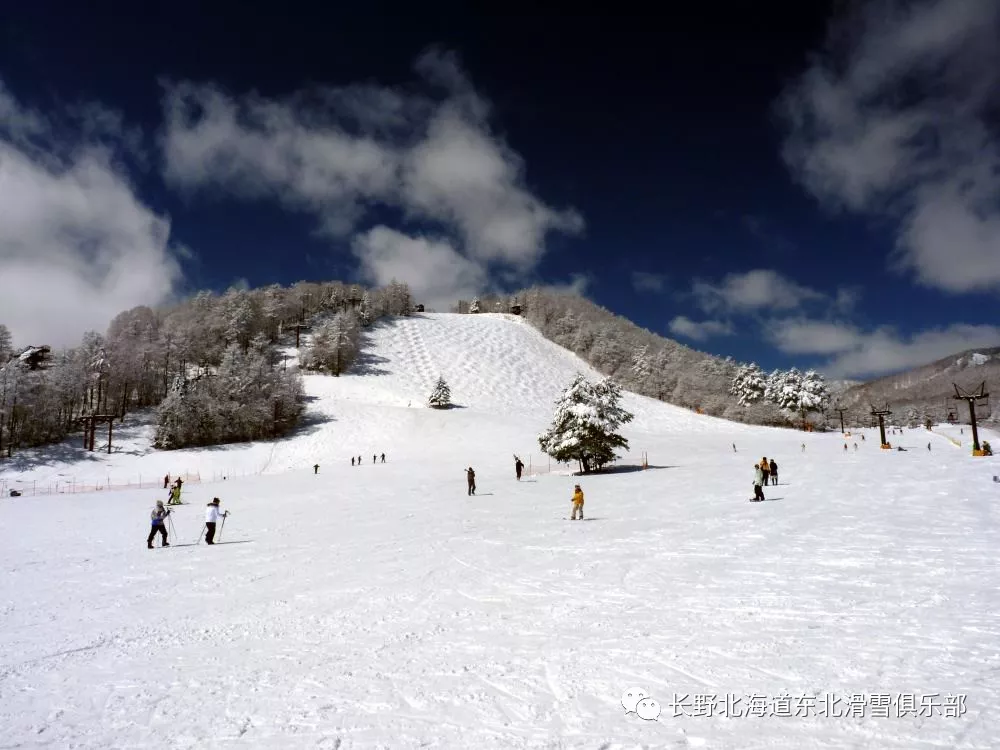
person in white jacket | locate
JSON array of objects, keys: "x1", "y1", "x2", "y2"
[{"x1": 204, "y1": 498, "x2": 228, "y2": 544}]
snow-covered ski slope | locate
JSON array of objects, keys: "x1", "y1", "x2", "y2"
[
  {"x1": 2, "y1": 313, "x2": 999, "y2": 749},
  {"x1": 0, "y1": 313, "x2": 748, "y2": 491}
]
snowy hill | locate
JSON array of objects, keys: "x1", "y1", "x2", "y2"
[
  {"x1": 1, "y1": 313, "x2": 998, "y2": 748},
  {"x1": 0, "y1": 313, "x2": 747, "y2": 494}
]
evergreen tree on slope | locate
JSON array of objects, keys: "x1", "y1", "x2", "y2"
[
  {"x1": 729, "y1": 362, "x2": 766, "y2": 406},
  {"x1": 538, "y1": 373, "x2": 634, "y2": 473},
  {"x1": 428, "y1": 375, "x2": 452, "y2": 408}
]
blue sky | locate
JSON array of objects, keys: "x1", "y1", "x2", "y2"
[{"x1": 1, "y1": 0, "x2": 999, "y2": 379}]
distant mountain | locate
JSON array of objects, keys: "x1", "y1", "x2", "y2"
[{"x1": 837, "y1": 347, "x2": 1000, "y2": 426}]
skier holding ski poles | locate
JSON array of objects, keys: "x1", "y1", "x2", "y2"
[
  {"x1": 148, "y1": 500, "x2": 171, "y2": 549},
  {"x1": 203, "y1": 498, "x2": 228, "y2": 545}
]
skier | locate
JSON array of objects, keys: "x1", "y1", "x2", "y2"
[
  {"x1": 768, "y1": 458, "x2": 777, "y2": 486},
  {"x1": 358, "y1": 455, "x2": 362, "y2": 465},
  {"x1": 752, "y1": 463, "x2": 766, "y2": 502},
  {"x1": 163, "y1": 473, "x2": 170, "y2": 489},
  {"x1": 314, "y1": 464, "x2": 319, "y2": 474},
  {"x1": 381, "y1": 453, "x2": 386, "y2": 463},
  {"x1": 861, "y1": 434, "x2": 865, "y2": 441},
  {"x1": 167, "y1": 484, "x2": 182, "y2": 505},
  {"x1": 373, "y1": 454, "x2": 376, "y2": 464},
  {"x1": 854, "y1": 443, "x2": 858, "y2": 451},
  {"x1": 466, "y1": 467, "x2": 476, "y2": 496},
  {"x1": 570, "y1": 484, "x2": 585, "y2": 520},
  {"x1": 351, "y1": 456, "x2": 355, "y2": 466},
  {"x1": 801, "y1": 443, "x2": 806, "y2": 452},
  {"x1": 148, "y1": 500, "x2": 171, "y2": 549},
  {"x1": 204, "y1": 498, "x2": 228, "y2": 545},
  {"x1": 515, "y1": 456, "x2": 524, "y2": 480},
  {"x1": 927, "y1": 442, "x2": 931, "y2": 451},
  {"x1": 732, "y1": 443, "x2": 736, "y2": 452},
  {"x1": 760, "y1": 457, "x2": 770, "y2": 485}
]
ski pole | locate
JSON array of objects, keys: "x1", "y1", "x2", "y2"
[
  {"x1": 218, "y1": 512, "x2": 228, "y2": 542},
  {"x1": 195, "y1": 523, "x2": 206, "y2": 544},
  {"x1": 167, "y1": 515, "x2": 177, "y2": 540}
]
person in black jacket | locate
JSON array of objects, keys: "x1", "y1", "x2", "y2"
[
  {"x1": 466, "y1": 467, "x2": 476, "y2": 496},
  {"x1": 514, "y1": 456, "x2": 524, "y2": 480},
  {"x1": 769, "y1": 458, "x2": 778, "y2": 486}
]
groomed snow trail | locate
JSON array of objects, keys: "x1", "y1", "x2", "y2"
[{"x1": 1, "y1": 313, "x2": 998, "y2": 748}]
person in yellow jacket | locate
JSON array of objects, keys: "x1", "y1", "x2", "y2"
[{"x1": 570, "y1": 484, "x2": 585, "y2": 520}]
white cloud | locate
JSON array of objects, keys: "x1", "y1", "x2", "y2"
[
  {"x1": 351, "y1": 227, "x2": 486, "y2": 311},
  {"x1": 0, "y1": 84, "x2": 183, "y2": 349},
  {"x1": 668, "y1": 316, "x2": 734, "y2": 341},
  {"x1": 160, "y1": 49, "x2": 582, "y2": 301},
  {"x1": 766, "y1": 319, "x2": 863, "y2": 355},
  {"x1": 536, "y1": 273, "x2": 593, "y2": 297},
  {"x1": 767, "y1": 317, "x2": 1000, "y2": 379},
  {"x1": 779, "y1": 0, "x2": 1000, "y2": 293},
  {"x1": 692, "y1": 269, "x2": 825, "y2": 314},
  {"x1": 631, "y1": 271, "x2": 667, "y2": 293}
]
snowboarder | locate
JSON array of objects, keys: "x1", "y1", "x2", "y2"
[
  {"x1": 204, "y1": 498, "x2": 228, "y2": 545},
  {"x1": 314, "y1": 464, "x2": 319, "y2": 474},
  {"x1": 570, "y1": 484, "x2": 585, "y2": 520},
  {"x1": 381, "y1": 453, "x2": 385, "y2": 463},
  {"x1": 760, "y1": 457, "x2": 770, "y2": 485},
  {"x1": 515, "y1": 456, "x2": 524, "y2": 480},
  {"x1": 148, "y1": 500, "x2": 171, "y2": 548},
  {"x1": 163, "y1": 473, "x2": 170, "y2": 489},
  {"x1": 768, "y1": 458, "x2": 777, "y2": 486},
  {"x1": 466, "y1": 467, "x2": 476, "y2": 496},
  {"x1": 752, "y1": 464, "x2": 766, "y2": 502},
  {"x1": 351, "y1": 456, "x2": 355, "y2": 466}
]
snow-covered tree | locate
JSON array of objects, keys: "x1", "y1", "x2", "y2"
[
  {"x1": 729, "y1": 362, "x2": 767, "y2": 406},
  {"x1": 302, "y1": 312, "x2": 361, "y2": 376},
  {"x1": 630, "y1": 345, "x2": 651, "y2": 383},
  {"x1": 538, "y1": 374, "x2": 634, "y2": 473},
  {"x1": 154, "y1": 343, "x2": 303, "y2": 449},
  {"x1": 798, "y1": 369, "x2": 830, "y2": 413},
  {"x1": 0, "y1": 324, "x2": 12, "y2": 363},
  {"x1": 428, "y1": 375, "x2": 452, "y2": 408},
  {"x1": 469, "y1": 297, "x2": 481, "y2": 313}
]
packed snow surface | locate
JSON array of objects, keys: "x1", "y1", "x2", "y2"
[{"x1": 1, "y1": 313, "x2": 998, "y2": 749}]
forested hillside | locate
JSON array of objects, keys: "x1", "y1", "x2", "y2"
[
  {"x1": 0, "y1": 281, "x2": 413, "y2": 457},
  {"x1": 0, "y1": 278, "x2": 840, "y2": 461},
  {"x1": 836, "y1": 347, "x2": 1000, "y2": 428}
]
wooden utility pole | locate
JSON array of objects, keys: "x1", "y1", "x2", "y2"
[
  {"x1": 871, "y1": 403, "x2": 892, "y2": 449},
  {"x1": 953, "y1": 382, "x2": 989, "y2": 455},
  {"x1": 834, "y1": 407, "x2": 848, "y2": 434},
  {"x1": 293, "y1": 323, "x2": 309, "y2": 348}
]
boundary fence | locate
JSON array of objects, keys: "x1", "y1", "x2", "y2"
[{"x1": 1, "y1": 471, "x2": 203, "y2": 499}]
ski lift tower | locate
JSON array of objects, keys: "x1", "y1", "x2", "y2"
[
  {"x1": 833, "y1": 405, "x2": 848, "y2": 435},
  {"x1": 871, "y1": 403, "x2": 892, "y2": 449},
  {"x1": 953, "y1": 382, "x2": 990, "y2": 456}
]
